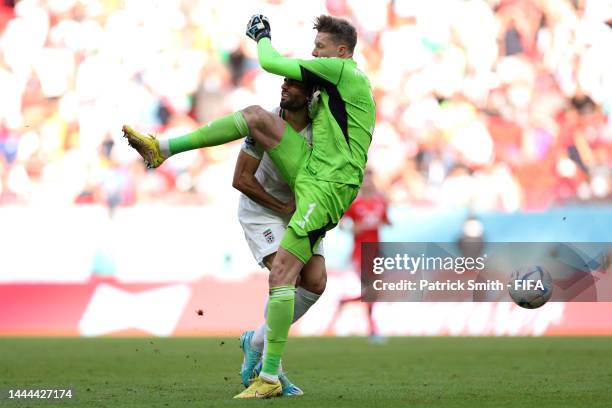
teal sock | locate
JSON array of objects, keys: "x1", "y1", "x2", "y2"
[
  {"x1": 168, "y1": 112, "x2": 249, "y2": 155},
  {"x1": 261, "y1": 285, "x2": 295, "y2": 380}
]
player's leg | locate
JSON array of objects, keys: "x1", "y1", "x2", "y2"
[
  {"x1": 235, "y1": 245, "x2": 304, "y2": 398},
  {"x1": 262, "y1": 253, "x2": 275, "y2": 270},
  {"x1": 241, "y1": 259, "x2": 322, "y2": 395},
  {"x1": 327, "y1": 295, "x2": 361, "y2": 335},
  {"x1": 251, "y1": 253, "x2": 325, "y2": 354},
  {"x1": 298, "y1": 254, "x2": 326, "y2": 295},
  {"x1": 237, "y1": 174, "x2": 358, "y2": 396},
  {"x1": 366, "y1": 301, "x2": 386, "y2": 344},
  {"x1": 257, "y1": 177, "x2": 332, "y2": 385},
  {"x1": 254, "y1": 253, "x2": 277, "y2": 353},
  {"x1": 241, "y1": 106, "x2": 286, "y2": 150},
  {"x1": 244, "y1": 253, "x2": 324, "y2": 397},
  {"x1": 366, "y1": 303, "x2": 377, "y2": 336},
  {"x1": 122, "y1": 105, "x2": 286, "y2": 168},
  {"x1": 259, "y1": 255, "x2": 320, "y2": 397},
  {"x1": 299, "y1": 172, "x2": 362, "y2": 336},
  {"x1": 260, "y1": 257, "x2": 325, "y2": 397},
  {"x1": 245, "y1": 254, "x2": 276, "y2": 365},
  {"x1": 257, "y1": 245, "x2": 304, "y2": 384},
  {"x1": 268, "y1": 254, "x2": 326, "y2": 394},
  {"x1": 251, "y1": 253, "x2": 325, "y2": 357},
  {"x1": 252, "y1": 254, "x2": 325, "y2": 346},
  {"x1": 334, "y1": 258, "x2": 364, "y2": 311},
  {"x1": 265, "y1": 124, "x2": 311, "y2": 189},
  {"x1": 238, "y1": 222, "x2": 283, "y2": 386},
  {"x1": 239, "y1": 221, "x2": 324, "y2": 394},
  {"x1": 361, "y1": 245, "x2": 386, "y2": 343}
]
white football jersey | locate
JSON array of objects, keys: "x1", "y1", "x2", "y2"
[{"x1": 237, "y1": 108, "x2": 312, "y2": 225}]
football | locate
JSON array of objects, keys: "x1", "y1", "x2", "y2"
[{"x1": 508, "y1": 265, "x2": 554, "y2": 309}]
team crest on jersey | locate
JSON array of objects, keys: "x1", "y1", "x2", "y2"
[{"x1": 263, "y1": 228, "x2": 275, "y2": 244}]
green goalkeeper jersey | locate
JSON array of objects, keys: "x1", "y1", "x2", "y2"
[{"x1": 257, "y1": 38, "x2": 376, "y2": 186}]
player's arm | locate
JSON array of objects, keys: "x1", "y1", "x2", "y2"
[
  {"x1": 258, "y1": 39, "x2": 345, "y2": 86},
  {"x1": 257, "y1": 38, "x2": 302, "y2": 80},
  {"x1": 232, "y1": 150, "x2": 294, "y2": 216},
  {"x1": 247, "y1": 15, "x2": 343, "y2": 84}
]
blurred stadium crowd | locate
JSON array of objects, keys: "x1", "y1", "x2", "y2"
[{"x1": 0, "y1": 0, "x2": 610, "y2": 211}]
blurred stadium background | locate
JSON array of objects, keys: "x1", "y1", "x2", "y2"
[{"x1": 1, "y1": 0, "x2": 612, "y2": 340}]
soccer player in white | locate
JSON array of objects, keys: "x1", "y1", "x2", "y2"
[{"x1": 232, "y1": 78, "x2": 325, "y2": 396}]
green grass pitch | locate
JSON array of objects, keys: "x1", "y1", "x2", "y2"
[{"x1": 1, "y1": 337, "x2": 611, "y2": 407}]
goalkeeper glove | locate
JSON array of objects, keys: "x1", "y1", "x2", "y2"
[{"x1": 246, "y1": 14, "x2": 271, "y2": 42}]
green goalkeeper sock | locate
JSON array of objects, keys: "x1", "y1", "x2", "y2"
[
  {"x1": 261, "y1": 285, "x2": 295, "y2": 381},
  {"x1": 167, "y1": 112, "x2": 249, "y2": 155}
]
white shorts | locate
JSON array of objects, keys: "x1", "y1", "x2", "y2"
[{"x1": 239, "y1": 220, "x2": 324, "y2": 268}]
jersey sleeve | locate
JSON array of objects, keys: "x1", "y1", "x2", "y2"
[
  {"x1": 241, "y1": 136, "x2": 264, "y2": 160},
  {"x1": 257, "y1": 38, "x2": 345, "y2": 88},
  {"x1": 257, "y1": 38, "x2": 302, "y2": 80},
  {"x1": 298, "y1": 57, "x2": 344, "y2": 86}
]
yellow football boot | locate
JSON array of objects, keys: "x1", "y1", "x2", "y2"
[
  {"x1": 122, "y1": 125, "x2": 166, "y2": 168},
  {"x1": 233, "y1": 377, "x2": 282, "y2": 399}
]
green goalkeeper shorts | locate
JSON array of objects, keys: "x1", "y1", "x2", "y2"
[{"x1": 268, "y1": 125, "x2": 359, "y2": 264}]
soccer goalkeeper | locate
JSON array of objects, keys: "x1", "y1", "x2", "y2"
[{"x1": 123, "y1": 14, "x2": 376, "y2": 399}]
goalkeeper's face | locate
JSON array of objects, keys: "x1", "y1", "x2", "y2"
[
  {"x1": 312, "y1": 32, "x2": 347, "y2": 58},
  {"x1": 279, "y1": 78, "x2": 309, "y2": 111}
]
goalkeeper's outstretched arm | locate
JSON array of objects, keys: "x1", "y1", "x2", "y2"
[
  {"x1": 248, "y1": 14, "x2": 342, "y2": 84},
  {"x1": 256, "y1": 38, "x2": 302, "y2": 80}
]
